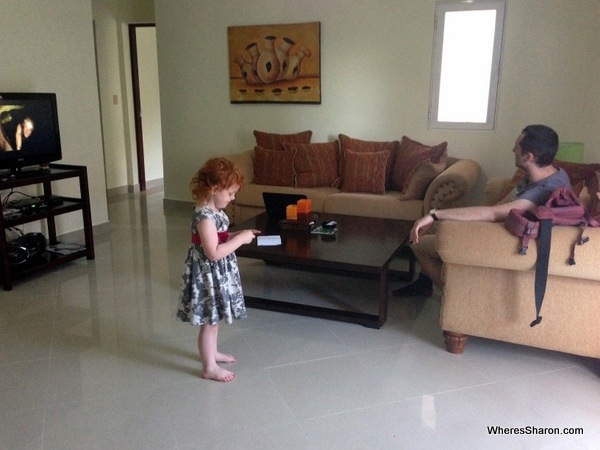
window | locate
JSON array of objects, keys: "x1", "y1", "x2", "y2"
[{"x1": 429, "y1": 0, "x2": 506, "y2": 130}]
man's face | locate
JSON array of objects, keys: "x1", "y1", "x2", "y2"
[
  {"x1": 22, "y1": 119, "x2": 34, "y2": 138},
  {"x1": 513, "y1": 133, "x2": 526, "y2": 169}
]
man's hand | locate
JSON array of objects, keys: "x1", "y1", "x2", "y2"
[{"x1": 410, "y1": 214, "x2": 435, "y2": 244}]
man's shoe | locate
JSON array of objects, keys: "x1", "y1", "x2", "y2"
[{"x1": 393, "y1": 273, "x2": 433, "y2": 297}]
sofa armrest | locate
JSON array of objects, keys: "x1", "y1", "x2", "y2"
[
  {"x1": 437, "y1": 220, "x2": 600, "y2": 281},
  {"x1": 423, "y1": 159, "x2": 482, "y2": 212},
  {"x1": 227, "y1": 149, "x2": 254, "y2": 184}
]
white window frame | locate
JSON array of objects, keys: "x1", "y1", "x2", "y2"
[{"x1": 429, "y1": 0, "x2": 506, "y2": 130}]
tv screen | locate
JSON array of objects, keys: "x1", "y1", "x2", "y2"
[{"x1": 0, "y1": 92, "x2": 62, "y2": 176}]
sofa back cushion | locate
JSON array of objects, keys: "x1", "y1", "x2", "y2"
[
  {"x1": 391, "y1": 136, "x2": 448, "y2": 192},
  {"x1": 338, "y1": 134, "x2": 399, "y2": 189},
  {"x1": 254, "y1": 130, "x2": 312, "y2": 151},
  {"x1": 284, "y1": 141, "x2": 342, "y2": 188},
  {"x1": 253, "y1": 146, "x2": 296, "y2": 186},
  {"x1": 341, "y1": 149, "x2": 388, "y2": 194}
]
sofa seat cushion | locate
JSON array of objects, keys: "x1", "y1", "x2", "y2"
[
  {"x1": 236, "y1": 183, "x2": 337, "y2": 212},
  {"x1": 437, "y1": 220, "x2": 600, "y2": 281},
  {"x1": 323, "y1": 191, "x2": 424, "y2": 220}
]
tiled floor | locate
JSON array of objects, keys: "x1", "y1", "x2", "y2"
[{"x1": 1, "y1": 189, "x2": 599, "y2": 449}]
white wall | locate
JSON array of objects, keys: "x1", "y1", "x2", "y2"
[
  {"x1": 91, "y1": 0, "x2": 156, "y2": 191},
  {"x1": 0, "y1": 0, "x2": 108, "y2": 235},
  {"x1": 155, "y1": 0, "x2": 600, "y2": 204}
]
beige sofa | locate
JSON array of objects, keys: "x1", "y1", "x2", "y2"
[
  {"x1": 436, "y1": 176, "x2": 600, "y2": 358},
  {"x1": 225, "y1": 148, "x2": 482, "y2": 224}
]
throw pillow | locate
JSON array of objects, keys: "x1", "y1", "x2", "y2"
[
  {"x1": 392, "y1": 136, "x2": 448, "y2": 192},
  {"x1": 509, "y1": 160, "x2": 600, "y2": 196},
  {"x1": 587, "y1": 171, "x2": 600, "y2": 222},
  {"x1": 341, "y1": 149, "x2": 389, "y2": 194},
  {"x1": 338, "y1": 134, "x2": 399, "y2": 188},
  {"x1": 553, "y1": 160, "x2": 600, "y2": 193},
  {"x1": 284, "y1": 141, "x2": 341, "y2": 188},
  {"x1": 253, "y1": 130, "x2": 312, "y2": 151},
  {"x1": 253, "y1": 145, "x2": 296, "y2": 186},
  {"x1": 398, "y1": 158, "x2": 447, "y2": 200}
]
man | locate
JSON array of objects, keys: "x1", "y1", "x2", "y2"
[{"x1": 394, "y1": 124, "x2": 571, "y2": 297}]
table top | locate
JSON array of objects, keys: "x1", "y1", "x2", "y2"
[{"x1": 232, "y1": 212, "x2": 413, "y2": 274}]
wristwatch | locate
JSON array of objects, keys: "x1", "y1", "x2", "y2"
[{"x1": 429, "y1": 209, "x2": 439, "y2": 221}]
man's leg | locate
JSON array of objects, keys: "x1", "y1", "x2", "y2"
[{"x1": 393, "y1": 234, "x2": 443, "y2": 296}]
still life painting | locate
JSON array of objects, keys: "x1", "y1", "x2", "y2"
[{"x1": 228, "y1": 21, "x2": 321, "y2": 104}]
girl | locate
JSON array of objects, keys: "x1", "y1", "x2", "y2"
[{"x1": 177, "y1": 157, "x2": 259, "y2": 382}]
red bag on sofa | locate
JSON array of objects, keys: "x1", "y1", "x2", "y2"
[{"x1": 504, "y1": 187, "x2": 599, "y2": 327}]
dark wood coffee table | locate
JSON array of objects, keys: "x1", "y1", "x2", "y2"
[{"x1": 232, "y1": 212, "x2": 414, "y2": 328}]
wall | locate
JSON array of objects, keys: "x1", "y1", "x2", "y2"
[
  {"x1": 91, "y1": 0, "x2": 156, "y2": 191},
  {"x1": 155, "y1": 0, "x2": 600, "y2": 204},
  {"x1": 0, "y1": 0, "x2": 109, "y2": 235}
]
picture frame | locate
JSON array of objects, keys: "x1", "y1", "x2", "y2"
[{"x1": 228, "y1": 21, "x2": 321, "y2": 104}]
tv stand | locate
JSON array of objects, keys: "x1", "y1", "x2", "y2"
[{"x1": 0, "y1": 163, "x2": 95, "y2": 290}]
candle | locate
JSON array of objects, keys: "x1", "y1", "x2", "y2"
[
  {"x1": 296, "y1": 199, "x2": 312, "y2": 223},
  {"x1": 286, "y1": 204, "x2": 297, "y2": 220},
  {"x1": 296, "y1": 199, "x2": 312, "y2": 213}
]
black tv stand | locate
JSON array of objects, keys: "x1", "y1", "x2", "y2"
[
  {"x1": 0, "y1": 165, "x2": 50, "y2": 181},
  {"x1": 0, "y1": 163, "x2": 95, "y2": 290}
]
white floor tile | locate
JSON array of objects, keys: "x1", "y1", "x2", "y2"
[{"x1": 1, "y1": 189, "x2": 599, "y2": 449}]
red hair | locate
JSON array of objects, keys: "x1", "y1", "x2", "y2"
[{"x1": 190, "y1": 157, "x2": 245, "y2": 202}]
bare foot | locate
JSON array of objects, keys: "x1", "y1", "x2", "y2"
[
  {"x1": 201, "y1": 366, "x2": 236, "y2": 382},
  {"x1": 216, "y1": 352, "x2": 237, "y2": 363}
]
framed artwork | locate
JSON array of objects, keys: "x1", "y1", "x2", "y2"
[{"x1": 228, "y1": 21, "x2": 321, "y2": 104}]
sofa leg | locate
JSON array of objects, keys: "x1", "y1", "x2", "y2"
[{"x1": 443, "y1": 331, "x2": 468, "y2": 354}]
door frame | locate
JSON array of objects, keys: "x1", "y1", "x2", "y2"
[{"x1": 128, "y1": 23, "x2": 156, "y2": 192}]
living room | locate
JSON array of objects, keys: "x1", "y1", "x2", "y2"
[{"x1": 1, "y1": 0, "x2": 599, "y2": 448}]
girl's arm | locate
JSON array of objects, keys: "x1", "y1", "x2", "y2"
[{"x1": 197, "y1": 219, "x2": 257, "y2": 261}]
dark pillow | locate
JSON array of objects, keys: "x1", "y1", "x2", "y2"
[
  {"x1": 284, "y1": 141, "x2": 342, "y2": 188},
  {"x1": 253, "y1": 145, "x2": 295, "y2": 186},
  {"x1": 341, "y1": 149, "x2": 388, "y2": 194},
  {"x1": 253, "y1": 130, "x2": 312, "y2": 151},
  {"x1": 587, "y1": 171, "x2": 600, "y2": 222},
  {"x1": 391, "y1": 136, "x2": 448, "y2": 191},
  {"x1": 398, "y1": 158, "x2": 447, "y2": 200},
  {"x1": 553, "y1": 160, "x2": 600, "y2": 193},
  {"x1": 338, "y1": 134, "x2": 399, "y2": 188}
]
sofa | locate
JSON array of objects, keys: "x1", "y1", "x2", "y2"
[
  {"x1": 436, "y1": 164, "x2": 600, "y2": 358},
  {"x1": 225, "y1": 131, "x2": 482, "y2": 225}
]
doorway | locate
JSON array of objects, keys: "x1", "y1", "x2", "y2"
[{"x1": 129, "y1": 24, "x2": 163, "y2": 192}]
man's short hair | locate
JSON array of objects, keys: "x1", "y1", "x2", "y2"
[{"x1": 520, "y1": 124, "x2": 559, "y2": 167}]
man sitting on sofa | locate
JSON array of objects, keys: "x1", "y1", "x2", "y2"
[{"x1": 394, "y1": 124, "x2": 571, "y2": 297}]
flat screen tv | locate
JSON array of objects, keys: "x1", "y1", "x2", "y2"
[{"x1": 0, "y1": 92, "x2": 62, "y2": 177}]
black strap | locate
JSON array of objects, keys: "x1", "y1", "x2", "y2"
[{"x1": 531, "y1": 218, "x2": 552, "y2": 327}]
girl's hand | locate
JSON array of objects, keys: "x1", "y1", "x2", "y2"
[{"x1": 238, "y1": 229, "x2": 258, "y2": 244}]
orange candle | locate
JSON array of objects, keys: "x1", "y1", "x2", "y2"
[
  {"x1": 296, "y1": 199, "x2": 312, "y2": 213},
  {"x1": 286, "y1": 204, "x2": 297, "y2": 220}
]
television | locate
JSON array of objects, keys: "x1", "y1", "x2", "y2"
[{"x1": 0, "y1": 92, "x2": 62, "y2": 177}]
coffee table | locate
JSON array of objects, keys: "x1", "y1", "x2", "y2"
[{"x1": 231, "y1": 212, "x2": 414, "y2": 328}]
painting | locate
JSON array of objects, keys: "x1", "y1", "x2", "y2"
[{"x1": 228, "y1": 21, "x2": 321, "y2": 104}]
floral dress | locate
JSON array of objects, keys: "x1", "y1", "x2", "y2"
[{"x1": 177, "y1": 206, "x2": 247, "y2": 325}]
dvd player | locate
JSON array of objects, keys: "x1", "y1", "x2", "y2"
[{"x1": 8, "y1": 195, "x2": 63, "y2": 213}]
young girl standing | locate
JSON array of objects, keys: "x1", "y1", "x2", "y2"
[{"x1": 177, "y1": 157, "x2": 259, "y2": 382}]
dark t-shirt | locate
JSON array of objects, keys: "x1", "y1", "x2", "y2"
[{"x1": 508, "y1": 167, "x2": 571, "y2": 206}]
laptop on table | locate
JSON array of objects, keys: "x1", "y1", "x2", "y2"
[{"x1": 262, "y1": 192, "x2": 307, "y2": 222}]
